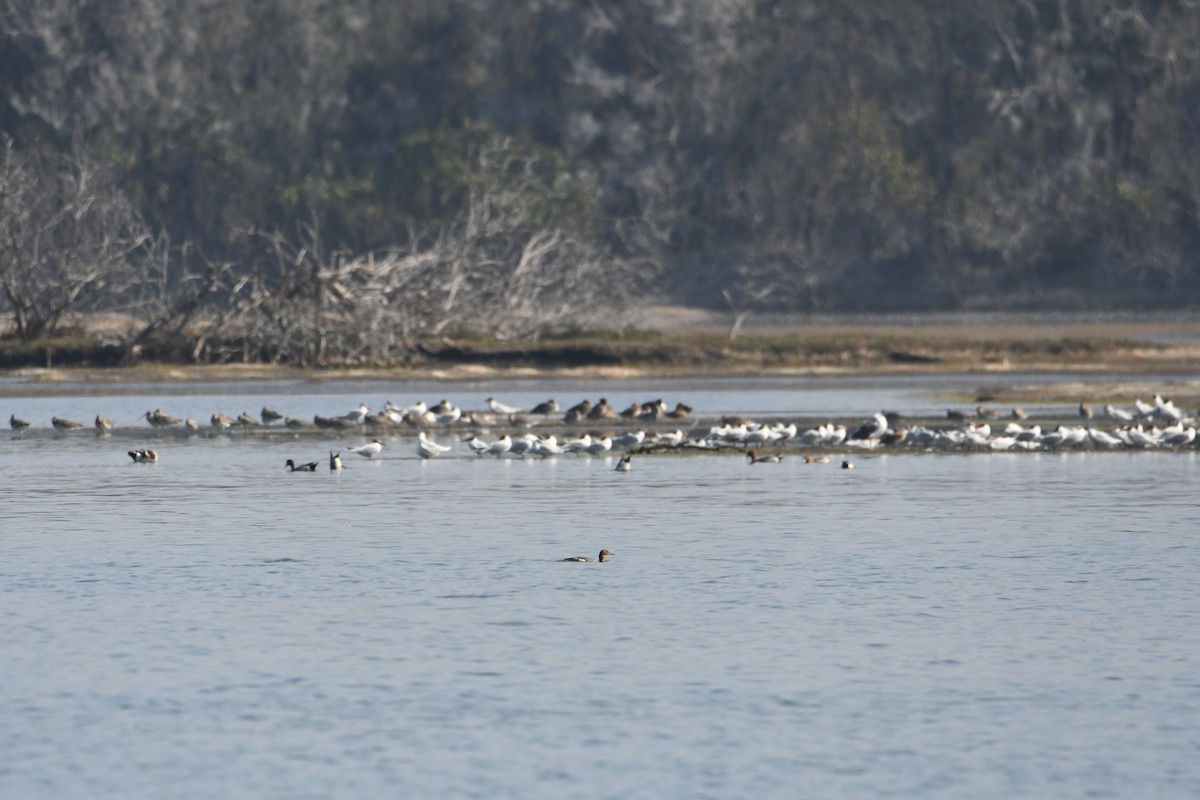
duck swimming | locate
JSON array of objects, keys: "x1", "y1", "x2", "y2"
[
  {"x1": 128, "y1": 448, "x2": 159, "y2": 463},
  {"x1": 746, "y1": 449, "x2": 782, "y2": 464},
  {"x1": 561, "y1": 549, "x2": 614, "y2": 563},
  {"x1": 615, "y1": 454, "x2": 632, "y2": 472},
  {"x1": 286, "y1": 459, "x2": 319, "y2": 472},
  {"x1": 329, "y1": 451, "x2": 343, "y2": 471}
]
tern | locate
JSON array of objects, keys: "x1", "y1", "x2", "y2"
[
  {"x1": 347, "y1": 439, "x2": 385, "y2": 459},
  {"x1": 417, "y1": 432, "x2": 453, "y2": 459},
  {"x1": 486, "y1": 397, "x2": 523, "y2": 415}
]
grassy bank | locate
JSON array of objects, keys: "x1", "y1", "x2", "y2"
[{"x1": 3, "y1": 316, "x2": 1199, "y2": 379}]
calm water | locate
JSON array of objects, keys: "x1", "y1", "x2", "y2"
[{"x1": 2, "y1": 378, "x2": 1198, "y2": 798}]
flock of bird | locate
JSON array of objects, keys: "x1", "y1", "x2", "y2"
[{"x1": 8, "y1": 391, "x2": 1198, "y2": 472}]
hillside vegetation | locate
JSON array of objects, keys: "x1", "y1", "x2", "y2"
[{"x1": 2, "y1": 1, "x2": 1198, "y2": 365}]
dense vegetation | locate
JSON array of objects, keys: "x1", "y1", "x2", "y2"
[{"x1": 1, "y1": 1, "x2": 1198, "y2": 364}]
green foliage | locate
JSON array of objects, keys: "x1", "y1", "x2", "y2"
[{"x1": 392, "y1": 120, "x2": 599, "y2": 233}]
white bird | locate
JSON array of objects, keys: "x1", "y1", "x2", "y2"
[
  {"x1": 563, "y1": 433, "x2": 592, "y2": 453},
  {"x1": 417, "y1": 432, "x2": 452, "y2": 459},
  {"x1": 348, "y1": 439, "x2": 385, "y2": 459},
  {"x1": 1133, "y1": 398, "x2": 1155, "y2": 419},
  {"x1": 342, "y1": 403, "x2": 371, "y2": 424},
  {"x1": 1087, "y1": 428, "x2": 1123, "y2": 448},
  {"x1": 462, "y1": 435, "x2": 490, "y2": 457},
  {"x1": 654, "y1": 429, "x2": 686, "y2": 447},
  {"x1": 434, "y1": 406, "x2": 462, "y2": 425},
  {"x1": 530, "y1": 435, "x2": 564, "y2": 457},
  {"x1": 1104, "y1": 404, "x2": 1133, "y2": 422},
  {"x1": 486, "y1": 397, "x2": 523, "y2": 415},
  {"x1": 584, "y1": 436, "x2": 613, "y2": 456},
  {"x1": 611, "y1": 430, "x2": 646, "y2": 449},
  {"x1": 487, "y1": 435, "x2": 512, "y2": 458}
]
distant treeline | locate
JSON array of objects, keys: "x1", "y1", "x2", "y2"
[{"x1": 1, "y1": 1, "x2": 1198, "y2": 362}]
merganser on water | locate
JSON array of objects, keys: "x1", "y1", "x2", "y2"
[
  {"x1": 286, "y1": 459, "x2": 319, "y2": 472},
  {"x1": 348, "y1": 439, "x2": 385, "y2": 459},
  {"x1": 615, "y1": 454, "x2": 632, "y2": 472},
  {"x1": 486, "y1": 397, "x2": 523, "y2": 415},
  {"x1": 330, "y1": 451, "x2": 343, "y2": 471},
  {"x1": 842, "y1": 460, "x2": 855, "y2": 470},
  {"x1": 127, "y1": 448, "x2": 159, "y2": 463},
  {"x1": 746, "y1": 449, "x2": 782, "y2": 464},
  {"x1": 10, "y1": 414, "x2": 31, "y2": 433},
  {"x1": 52, "y1": 416, "x2": 84, "y2": 431},
  {"x1": 561, "y1": 549, "x2": 614, "y2": 563}
]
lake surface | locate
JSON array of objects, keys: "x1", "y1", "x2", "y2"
[{"x1": 2, "y1": 376, "x2": 1198, "y2": 798}]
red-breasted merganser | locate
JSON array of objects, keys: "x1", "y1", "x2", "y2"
[{"x1": 561, "y1": 549, "x2": 614, "y2": 563}]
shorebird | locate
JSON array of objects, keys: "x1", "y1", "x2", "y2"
[
  {"x1": 561, "y1": 550, "x2": 614, "y2": 563},
  {"x1": 530, "y1": 399, "x2": 558, "y2": 417},
  {"x1": 329, "y1": 451, "x2": 343, "y2": 471},
  {"x1": 1079, "y1": 401, "x2": 1093, "y2": 419},
  {"x1": 52, "y1": 416, "x2": 84, "y2": 431},
  {"x1": 417, "y1": 431, "x2": 452, "y2": 459},
  {"x1": 236, "y1": 411, "x2": 256, "y2": 427},
  {"x1": 347, "y1": 439, "x2": 385, "y2": 459},
  {"x1": 486, "y1": 397, "x2": 523, "y2": 415},
  {"x1": 615, "y1": 454, "x2": 632, "y2": 472},
  {"x1": 10, "y1": 414, "x2": 31, "y2": 433},
  {"x1": 94, "y1": 415, "x2": 115, "y2": 432},
  {"x1": 666, "y1": 402, "x2": 693, "y2": 420},
  {"x1": 746, "y1": 450, "x2": 782, "y2": 464},
  {"x1": 144, "y1": 409, "x2": 181, "y2": 427},
  {"x1": 285, "y1": 459, "x2": 319, "y2": 472},
  {"x1": 286, "y1": 417, "x2": 314, "y2": 430},
  {"x1": 261, "y1": 406, "x2": 283, "y2": 425},
  {"x1": 211, "y1": 413, "x2": 236, "y2": 431},
  {"x1": 586, "y1": 398, "x2": 615, "y2": 420},
  {"x1": 185, "y1": 418, "x2": 201, "y2": 431}
]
